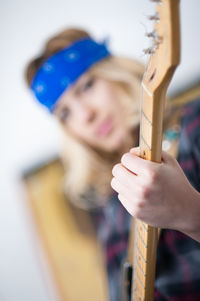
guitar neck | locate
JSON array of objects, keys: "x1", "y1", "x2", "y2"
[
  {"x1": 140, "y1": 84, "x2": 167, "y2": 162},
  {"x1": 132, "y1": 85, "x2": 167, "y2": 301},
  {"x1": 132, "y1": 0, "x2": 181, "y2": 299},
  {"x1": 133, "y1": 222, "x2": 158, "y2": 301}
]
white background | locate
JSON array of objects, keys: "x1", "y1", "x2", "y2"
[{"x1": 1, "y1": 0, "x2": 200, "y2": 300}]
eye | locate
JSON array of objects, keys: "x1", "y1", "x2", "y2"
[
  {"x1": 81, "y1": 77, "x2": 95, "y2": 92},
  {"x1": 59, "y1": 107, "x2": 70, "y2": 123}
]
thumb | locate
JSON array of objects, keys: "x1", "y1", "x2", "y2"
[{"x1": 161, "y1": 151, "x2": 175, "y2": 164}]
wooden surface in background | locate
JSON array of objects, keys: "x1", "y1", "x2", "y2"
[{"x1": 23, "y1": 160, "x2": 108, "y2": 301}]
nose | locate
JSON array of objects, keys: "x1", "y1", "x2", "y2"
[{"x1": 76, "y1": 102, "x2": 96, "y2": 124}]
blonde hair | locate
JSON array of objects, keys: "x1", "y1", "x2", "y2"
[{"x1": 25, "y1": 28, "x2": 144, "y2": 209}]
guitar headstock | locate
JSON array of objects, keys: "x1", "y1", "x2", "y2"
[{"x1": 143, "y1": 0, "x2": 180, "y2": 96}]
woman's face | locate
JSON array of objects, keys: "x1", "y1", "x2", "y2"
[{"x1": 54, "y1": 73, "x2": 132, "y2": 152}]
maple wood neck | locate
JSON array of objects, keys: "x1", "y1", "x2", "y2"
[
  {"x1": 132, "y1": 86, "x2": 168, "y2": 301},
  {"x1": 131, "y1": 0, "x2": 180, "y2": 300}
]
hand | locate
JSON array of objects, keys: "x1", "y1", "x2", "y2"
[{"x1": 111, "y1": 148, "x2": 200, "y2": 241}]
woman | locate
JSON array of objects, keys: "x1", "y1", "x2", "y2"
[
  {"x1": 25, "y1": 28, "x2": 143, "y2": 301},
  {"x1": 25, "y1": 27, "x2": 200, "y2": 301}
]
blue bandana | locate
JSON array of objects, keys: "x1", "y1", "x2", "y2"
[{"x1": 31, "y1": 38, "x2": 111, "y2": 112}]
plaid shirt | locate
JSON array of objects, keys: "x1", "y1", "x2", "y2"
[
  {"x1": 155, "y1": 98, "x2": 200, "y2": 300},
  {"x1": 91, "y1": 193, "x2": 130, "y2": 301},
  {"x1": 91, "y1": 98, "x2": 200, "y2": 301}
]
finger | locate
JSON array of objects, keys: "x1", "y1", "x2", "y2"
[
  {"x1": 130, "y1": 147, "x2": 140, "y2": 155},
  {"x1": 161, "y1": 151, "x2": 176, "y2": 164},
  {"x1": 121, "y1": 152, "x2": 158, "y2": 177},
  {"x1": 111, "y1": 177, "x2": 138, "y2": 200},
  {"x1": 118, "y1": 193, "x2": 135, "y2": 217},
  {"x1": 130, "y1": 147, "x2": 170, "y2": 169},
  {"x1": 112, "y1": 163, "x2": 137, "y2": 187}
]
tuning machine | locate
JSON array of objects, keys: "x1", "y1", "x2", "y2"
[
  {"x1": 148, "y1": 12, "x2": 160, "y2": 22},
  {"x1": 150, "y1": 0, "x2": 162, "y2": 3},
  {"x1": 143, "y1": 29, "x2": 162, "y2": 55}
]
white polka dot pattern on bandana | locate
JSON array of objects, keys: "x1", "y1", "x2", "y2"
[
  {"x1": 60, "y1": 77, "x2": 71, "y2": 87},
  {"x1": 43, "y1": 62, "x2": 55, "y2": 73},
  {"x1": 64, "y1": 50, "x2": 80, "y2": 62},
  {"x1": 35, "y1": 81, "x2": 46, "y2": 94}
]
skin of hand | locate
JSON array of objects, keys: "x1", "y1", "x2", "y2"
[{"x1": 111, "y1": 147, "x2": 200, "y2": 242}]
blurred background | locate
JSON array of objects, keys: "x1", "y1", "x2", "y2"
[{"x1": 0, "y1": 0, "x2": 200, "y2": 300}]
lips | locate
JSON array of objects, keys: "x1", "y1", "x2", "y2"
[{"x1": 96, "y1": 118, "x2": 113, "y2": 137}]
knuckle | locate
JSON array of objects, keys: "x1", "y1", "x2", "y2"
[
  {"x1": 140, "y1": 185, "x2": 151, "y2": 199},
  {"x1": 121, "y1": 152, "x2": 130, "y2": 164},
  {"x1": 112, "y1": 163, "x2": 121, "y2": 176},
  {"x1": 133, "y1": 197, "x2": 145, "y2": 219},
  {"x1": 150, "y1": 170, "x2": 158, "y2": 182},
  {"x1": 111, "y1": 177, "x2": 117, "y2": 189},
  {"x1": 147, "y1": 166, "x2": 161, "y2": 183},
  {"x1": 138, "y1": 200, "x2": 145, "y2": 209},
  {"x1": 134, "y1": 206, "x2": 142, "y2": 219}
]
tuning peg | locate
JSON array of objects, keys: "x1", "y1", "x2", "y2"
[
  {"x1": 150, "y1": 0, "x2": 161, "y2": 3},
  {"x1": 143, "y1": 46, "x2": 156, "y2": 55},
  {"x1": 145, "y1": 30, "x2": 157, "y2": 38},
  {"x1": 148, "y1": 12, "x2": 160, "y2": 22},
  {"x1": 145, "y1": 30, "x2": 162, "y2": 44},
  {"x1": 143, "y1": 33, "x2": 163, "y2": 55}
]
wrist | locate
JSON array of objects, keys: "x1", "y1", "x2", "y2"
[{"x1": 181, "y1": 187, "x2": 200, "y2": 242}]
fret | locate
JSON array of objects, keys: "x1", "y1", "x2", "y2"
[
  {"x1": 137, "y1": 222, "x2": 149, "y2": 241},
  {"x1": 135, "y1": 242, "x2": 147, "y2": 263},
  {"x1": 134, "y1": 265, "x2": 146, "y2": 295},
  {"x1": 135, "y1": 254, "x2": 147, "y2": 282},
  {"x1": 141, "y1": 111, "x2": 152, "y2": 126},
  {"x1": 133, "y1": 294, "x2": 141, "y2": 301},
  {"x1": 134, "y1": 267, "x2": 146, "y2": 291},
  {"x1": 133, "y1": 276, "x2": 146, "y2": 300},
  {"x1": 135, "y1": 249, "x2": 147, "y2": 271},
  {"x1": 136, "y1": 224, "x2": 148, "y2": 249},
  {"x1": 140, "y1": 135, "x2": 151, "y2": 151},
  {"x1": 139, "y1": 137, "x2": 152, "y2": 160},
  {"x1": 141, "y1": 88, "x2": 153, "y2": 122},
  {"x1": 140, "y1": 114, "x2": 152, "y2": 149},
  {"x1": 141, "y1": 221, "x2": 148, "y2": 232},
  {"x1": 142, "y1": 82, "x2": 153, "y2": 98},
  {"x1": 134, "y1": 264, "x2": 147, "y2": 289},
  {"x1": 135, "y1": 241, "x2": 148, "y2": 263},
  {"x1": 133, "y1": 287, "x2": 144, "y2": 301},
  {"x1": 134, "y1": 290, "x2": 144, "y2": 301},
  {"x1": 141, "y1": 222, "x2": 148, "y2": 232}
]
